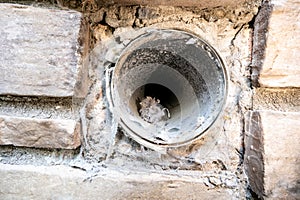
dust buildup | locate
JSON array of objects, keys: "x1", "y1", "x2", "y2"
[
  {"x1": 81, "y1": 1, "x2": 261, "y2": 167},
  {"x1": 0, "y1": 2, "x2": 263, "y2": 198},
  {"x1": 83, "y1": 0, "x2": 261, "y2": 44},
  {"x1": 139, "y1": 96, "x2": 170, "y2": 124}
]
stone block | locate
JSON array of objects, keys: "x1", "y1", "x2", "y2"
[
  {"x1": 245, "y1": 111, "x2": 300, "y2": 199},
  {"x1": 0, "y1": 4, "x2": 83, "y2": 97},
  {"x1": 0, "y1": 163, "x2": 236, "y2": 199},
  {"x1": 0, "y1": 115, "x2": 80, "y2": 149},
  {"x1": 252, "y1": 0, "x2": 300, "y2": 87}
]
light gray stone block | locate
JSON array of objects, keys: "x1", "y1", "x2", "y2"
[
  {"x1": 252, "y1": 0, "x2": 300, "y2": 87},
  {"x1": 0, "y1": 115, "x2": 80, "y2": 149},
  {"x1": 0, "y1": 163, "x2": 236, "y2": 200},
  {"x1": 245, "y1": 111, "x2": 300, "y2": 199},
  {"x1": 0, "y1": 4, "x2": 82, "y2": 97}
]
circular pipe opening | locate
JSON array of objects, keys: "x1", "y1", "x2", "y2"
[{"x1": 111, "y1": 29, "x2": 227, "y2": 148}]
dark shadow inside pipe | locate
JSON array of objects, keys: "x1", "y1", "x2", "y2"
[
  {"x1": 112, "y1": 29, "x2": 227, "y2": 147},
  {"x1": 129, "y1": 83, "x2": 180, "y2": 122}
]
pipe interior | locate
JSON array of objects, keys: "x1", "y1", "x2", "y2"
[
  {"x1": 112, "y1": 29, "x2": 226, "y2": 145},
  {"x1": 129, "y1": 83, "x2": 180, "y2": 119}
]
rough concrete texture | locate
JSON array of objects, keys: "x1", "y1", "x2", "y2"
[
  {"x1": 253, "y1": 88, "x2": 300, "y2": 112},
  {"x1": 0, "y1": 163, "x2": 239, "y2": 200},
  {"x1": 78, "y1": 3, "x2": 260, "y2": 196},
  {"x1": 85, "y1": 2, "x2": 260, "y2": 29},
  {"x1": 0, "y1": 4, "x2": 82, "y2": 97},
  {"x1": 0, "y1": 145, "x2": 79, "y2": 166},
  {"x1": 1, "y1": 0, "x2": 299, "y2": 199},
  {"x1": 0, "y1": 1, "x2": 260, "y2": 198},
  {"x1": 0, "y1": 115, "x2": 80, "y2": 149},
  {"x1": 245, "y1": 111, "x2": 300, "y2": 199},
  {"x1": 252, "y1": 0, "x2": 300, "y2": 87},
  {"x1": 96, "y1": 0, "x2": 252, "y2": 8},
  {"x1": 0, "y1": 96, "x2": 73, "y2": 119}
]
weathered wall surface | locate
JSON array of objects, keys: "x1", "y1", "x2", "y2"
[
  {"x1": 0, "y1": 4, "x2": 82, "y2": 97},
  {"x1": 251, "y1": 0, "x2": 300, "y2": 88},
  {"x1": 0, "y1": 4, "x2": 83, "y2": 152},
  {"x1": 0, "y1": 0, "x2": 299, "y2": 199},
  {"x1": 245, "y1": 0, "x2": 300, "y2": 199},
  {"x1": 245, "y1": 111, "x2": 300, "y2": 199},
  {"x1": 0, "y1": 163, "x2": 236, "y2": 200},
  {"x1": 96, "y1": 0, "x2": 249, "y2": 8}
]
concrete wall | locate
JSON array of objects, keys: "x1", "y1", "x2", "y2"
[{"x1": 0, "y1": 0, "x2": 299, "y2": 199}]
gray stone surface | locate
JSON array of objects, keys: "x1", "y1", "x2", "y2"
[
  {"x1": 252, "y1": 0, "x2": 300, "y2": 87},
  {"x1": 245, "y1": 111, "x2": 300, "y2": 199},
  {"x1": 0, "y1": 115, "x2": 80, "y2": 149},
  {"x1": 244, "y1": 111, "x2": 264, "y2": 198},
  {"x1": 0, "y1": 4, "x2": 82, "y2": 97},
  {"x1": 0, "y1": 163, "x2": 236, "y2": 200}
]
